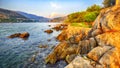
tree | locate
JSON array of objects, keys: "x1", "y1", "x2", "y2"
[
  {"x1": 86, "y1": 4, "x2": 101, "y2": 12},
  {"x1": 103, "y1": 0, "x2": 115, "y2": 7}
]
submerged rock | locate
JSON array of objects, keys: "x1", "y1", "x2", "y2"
[
  {"x1": 44, "y1": 29, "x2": 53, "y2": 34},
  {"x1": 38, "y1": 45, "x2": 48, "y2": 48}
]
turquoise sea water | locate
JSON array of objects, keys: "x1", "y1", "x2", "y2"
[{"x1": 0, "y1": 23, "x2": 67, "y2": 68}]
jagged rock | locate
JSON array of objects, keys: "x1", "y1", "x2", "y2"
[
  {"x1": 65, "y1": 56, "x2": 93, "y2": 68},
  {"x1": 87, "y1": 46, "x2": 113, "y2": 62},
  {"x1": 44, "y1": 29, "x2": 53, "y2": 34},
  {"x1": 8, "y1": 32, "x2": 29, "y2": 39}
]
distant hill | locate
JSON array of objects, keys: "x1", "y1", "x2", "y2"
[
  {"x1": 0, "y1": 8, "x2": 50, "y2": 23},
  {"x1": 17, "y1": 11, "x2": 50, "y2": 22},
  {"x1": 0, "y1": 8, "x2": 27, "y2": 19},
  {"x1": 50, "y1": 16, "x2": 67, "y2": 22}
]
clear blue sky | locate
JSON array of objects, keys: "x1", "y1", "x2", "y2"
[{"x1": 0, "y1": 0, "x2": 103, "y2": 18}]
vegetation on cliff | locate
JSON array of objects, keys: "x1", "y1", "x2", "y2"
[{"x1": 64, "y1": 4, "x2": 101, "y2": 23}]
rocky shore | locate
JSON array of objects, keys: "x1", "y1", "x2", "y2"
[{"x1": 45, "y1": 5, "x2": 120, "y2": 68}]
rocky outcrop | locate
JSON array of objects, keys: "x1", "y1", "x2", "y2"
[
  {"x1": 52, "y1": 24, "x2": 68, "y2": 31},
  {"x1": 45, "y1": 6, "x2": 120, "y2": 68},
  {"x1": 8, "y1": 32, "x2": 29, "y2": 39},
  {"x1": 56, "y1": 26, "x2": 90, "y2": 41},
  {"x1": 44, "y1": 29, "x2": 53, "y2": 34}
]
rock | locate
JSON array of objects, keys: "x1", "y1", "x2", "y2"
[
  {"x1": 47, "y1": 39, "x2": 51, "y2": 42},
  {"x1": 46, "y1": 6, "x2": 120, "y2": 68},
  {"x1": 8, "y1": 32, "x2": 29, "y2": 39},
  {"x1": 19, "y1": 32, "x2": 29, "y2": 38},
  {"x1": 87, "y1": 46, "x2": 113, "y2": 62},
  {"x1": 38, "y1": 45, "x2": 48, "y2": 48},
  {"x1": 8, "y1": 33, "x2": 21, "y2": 38},
  {"x1": 45, "y1": 41, "x2": 80, "y2": 64},
  {"x1": 48, "y1": 25, "x2": 51, "y2": 27},
  {"x1": 88, "y1": 6, "x2": 120, "y2": 38},
  {"x1": 31, "y1": 55, "x2": 36, "y2": 62},
  {"x1": 65, "y1": 56, "x2": 93, "y2": 68},
  {"x1": 56, "y1": 26, "x2": 90, "y2": 41},
  {"x1": 56, "y1": 32, "x2": 67, "y2": 41},
  {"x1": 65, "y1": 54, "x2": 77, "y2": 64},
  {"x1": 44, "y1": 29, "x2": 53, "y2": 34},
  {"x1": 99, "y1": 48, "x2": 115, "y2": 67},
  {"x1": 52, "y1": 24, "x2": 68, "y2": 31}
]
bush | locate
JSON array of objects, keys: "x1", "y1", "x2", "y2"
[{"x1": 84, "y1": 11, "x2": 99, "y2": 22}]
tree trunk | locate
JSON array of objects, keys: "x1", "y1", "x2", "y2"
[{"x1": 116, "y1": 0, "x2": 120, "y2": 5}]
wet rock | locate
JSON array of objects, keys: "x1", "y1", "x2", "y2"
[
  {"x1": 31, "y1": 55, "x2": 36, "y2": 62},
  {"x1": 8, "y1": 32, "x2": 29, "y2": 39},
  {"x1": 44, "y1": 29, "x2": 53, "y2": 34},
  {"x1": 47, "y1": 39, "x2": 51, "y2": 42},
  {"x1": 38, "y1": 45, "x2": 48, "y2": 48},
  {"x1": 8, "y1": 33, "x2": 21, "y2": 38},
  {"x1": 87, "y1": 46, "x2": 113, "y2": 62},
  {"x1": 19, "y1": 32, "x2": 29, "y2": 38},
  {"x1": 48, "y1": 25, "x2": 51, "y2": 27},
  {"x1": 65, "y1": 56, "x2": 93, "y2": 68}
]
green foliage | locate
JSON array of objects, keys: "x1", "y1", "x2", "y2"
[
  {"x1": 64, "y1": 4, "x2": 101, "y2": 23},
  {"x1": 102, "y1": 0, "x2": 115, "y2": 8},
  {"x1": 86, "y1": 4, "x2": 101, "y2": 12},
  {"x1": 84, "y1": 11, "x2": 99, "y2": 22}
]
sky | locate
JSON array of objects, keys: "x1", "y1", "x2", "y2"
[{"x1": 0, "y1": 0, "x2": 103, "y2": 18}]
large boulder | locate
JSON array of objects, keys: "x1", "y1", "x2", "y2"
[
  {"x1": 65, "y1": 56, "x2": 93, "y2": 68},
  {"x1": 87, "y1": 6, "x2": 120, "y2": 38}
]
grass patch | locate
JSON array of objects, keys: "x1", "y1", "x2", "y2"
[{"x1": 71, "y1": 22, "x2": 92, "y2": 28}]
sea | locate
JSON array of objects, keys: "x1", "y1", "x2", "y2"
[{"x1": 0, "y1": 23, "x2": 67, "y2": 68}]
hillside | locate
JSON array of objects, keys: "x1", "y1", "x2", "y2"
[
  {"x1": 17, "y1": 11, "x2": 50, "y2": 22},
  {"x1": 49, "y1": 16, "x2": 67, "y2": 22},
  {"x1": 0, "y1": 8, "x2": 49, "y2": 23},
  {"x1": 0, "y1": 8, "x2": 27, "y2": 20}
]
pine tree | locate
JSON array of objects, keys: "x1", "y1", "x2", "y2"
[{"x1": 103, "y1": 0, "x2": 115, "y2": 7}]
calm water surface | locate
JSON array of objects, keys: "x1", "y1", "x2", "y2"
[{"x1": 0, "y1": 23, "x2": 67, "y2": 68}]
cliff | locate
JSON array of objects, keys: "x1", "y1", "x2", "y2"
[{"x1": 45, "y1": 5, "x2": 120, "y2": 68}]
